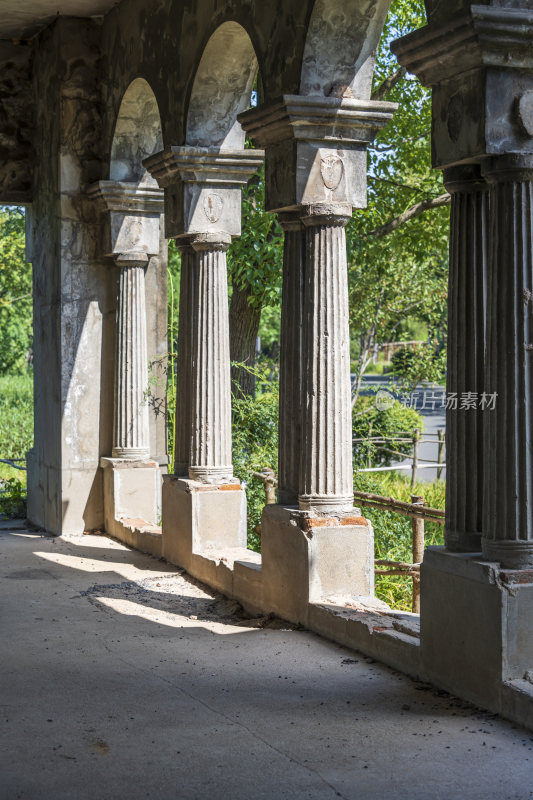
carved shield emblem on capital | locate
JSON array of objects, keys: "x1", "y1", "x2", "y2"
[
  {"x1": 203, "y1": 193, "x2": 224, "y2": 223},
  {"x1": 320, "y1": 155, "x2": 344, "y2": 191}
]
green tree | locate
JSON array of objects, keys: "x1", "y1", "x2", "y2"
[
  {"x1": 227, "y1": 164, "x2": 283, "y2": 397},
  {"x1": 0, "y1": 207, "x2": 32, "y2": 375},
  {"x1": 348, "y1": 0, "x2": 449, "y2": 399}
]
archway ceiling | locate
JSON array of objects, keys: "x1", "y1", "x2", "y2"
[{"x1": 0, "y1": 1, "x2": 118, "y2": 38}]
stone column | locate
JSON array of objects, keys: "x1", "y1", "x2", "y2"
[
  {"x1": 173, "y1": 241, "x2": 194, "y2": 477},
  {"x1": 443, "y1": 166, "x2": 489, "y2": 552},
  {"x1": 299, "y1": 204, "x2": 354, "y2": 513},
  {"x1": 482, "y1": 155, "x2": 533, "y2": 569},
  {"x1": 277, "y1": 212, "x2": 305, "y2": 505},
  {"x1": 112, "y1": 253, "x2": 150, "y2": 460},
  {"x1": 189, "y1": 233, "x2": 233, "y2": 484}
]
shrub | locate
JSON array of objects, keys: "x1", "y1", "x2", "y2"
[
  {"x1": 232, "y1": 386, "x2": 279, "y2": 551},
  {"x1": 352, "y1": 395, "x2": 422, "y2": 468},
  {"x1": 0, "y1": 374, "x2": 32, "y2": 519},
  {"x1": 391, "y1": 343, "x2": 446, "y2": 393},
  {"x1": 0, "y1": 476, "x2": 26, "y2": 519}
]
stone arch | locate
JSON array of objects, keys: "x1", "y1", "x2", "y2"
[
  {"x1": 186, "y1": 21, "x2": 259, "y2": 148},
  {"x1": 300, "y1": 0, "x2": 392, "y2": 99},
  {"x1": 110, "y1": 78, "x2": 163, "y2": 185}
]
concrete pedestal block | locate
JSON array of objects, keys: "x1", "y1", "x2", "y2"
[
  {"x1": 260, "y1": 505, "x2": 374, "y2": 625},
  {"x1": 162, "y1": 475, "x2": 247, "y2": 573},
  {"x1": 27, "y1": 449, "x2": 104, "y2": 535},
  {"x1": 101, "y1": 458, "x2": 160, "y2": 531},
  {"x1": 421, "y1": 547, "x2": 533, "y2": 712}
]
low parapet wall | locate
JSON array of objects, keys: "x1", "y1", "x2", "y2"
[{"x1": 101, "y1": 476, "x2": 533, "y2": 734}]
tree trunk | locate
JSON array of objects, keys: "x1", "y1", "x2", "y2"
[
  {"x1": 351, "y1": 291, "x2": 384, "y2": 406},
  {"x1": 229, "y1": 282, "x2": 261, "y2": 398}
]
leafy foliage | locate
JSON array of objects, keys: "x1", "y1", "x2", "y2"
[
  {"x1": 348, "y1": 0, "x2": 449, "y2": 394},
  {"x1": 232, "y1": 383, "x2": 279, "y2": 551},
  {"x1": 0, "y1": 476, "x2": 26, "y2": 519},
  {"x1": 0, "y1": 374, "x2": 32, "y2": 519},
  {"x1": 354, "y1": 471, "x2": 445, "y2": 610},
  {"x1": 0, "y1": 374, "x2": 33, "y2": 462},
  {"x1": 391, "y1": 342, "x2": 447, "y2": 392},
  {"x1": 352, "y1": 397, "x2": 422, "y2": 468},
  {"x1": 227, "y1": 166, "x2": 283, "y2": 312},
  {"x1": 0, "y1": 207, "x2": 32, "y2": 375},
  {"x1": 166, "y1": 242, "x2": 181, "y2": 469}
]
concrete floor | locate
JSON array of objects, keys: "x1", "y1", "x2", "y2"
[{"x1": 1, "y1": 526, "x2": 533, "y2": 800}]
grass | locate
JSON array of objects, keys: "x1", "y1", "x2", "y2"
[
  {"x1": 354, "y1": 470, "x2": 445, "y2": 610},
  {"x1": 0, "y1": 373, "x2": 33, "y2": 516}
]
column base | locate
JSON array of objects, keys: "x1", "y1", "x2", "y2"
[
  {"x1": 260, "y1": 504, "x2": 374, "y2": 625},
  {"x1": 188, "y1": 466, "x2": 234, "y2": 484},
  {"x1": 421, "y1": 546, "x2": 533, "y2": 712},
  {"x1": 298, "y1": 494, "x2": 354, "y2": 513},
  {"x1": 27, "y1": 448, "x2": 103, "y2": 535},
  {"x1": 162, "y1": 476, "x2": 247, "y2": 574},
  {"x1": 100, "y1": 457, "x2": 161, "y2": 539},
  {"x1": 444, "y1": 526, "x2": 482, "y2": 553},
  {"x1": 111, "y1": 447, "x2": 150, "y2": 460},
  {"x1": 482, "y1": 538, "x2": 533, "y2": 570}
]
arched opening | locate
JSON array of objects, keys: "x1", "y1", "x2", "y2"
[
  {"x1": 110, "y1": 78, "x2": 163, "y2": 184},
  {"x1": 186, "y1": 21, "x2": 258, "y2": 148},
  {"x1": 106, "y1": 78, "x2": 167, "y2": 470},
  {"x1": 300, "y1": 0, "x2": 392, "y2": 98}
]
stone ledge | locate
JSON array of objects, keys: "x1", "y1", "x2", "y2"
[
  {"x1": 100, "y1": 457, "x2": 159, "y2": 470},
  {"x1": 501, "y1": 680, "x2": 533, "y2": 732},
  {"x1": 162, "y1": 474, "x2": 242, "y2": 493},
  {"x1": 186, "y1": 547, "x2": 264, "y2": 617},
  {"x1": 107, "y1": 517, "x2": 163, "y2": 558},
  {"x1": 308, "y1": 600, "x2": 421, "y2": 679}
]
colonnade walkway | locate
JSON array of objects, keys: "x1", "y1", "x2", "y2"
[{"x1": 1, "y1": 524, "x2": 532, "y2": 800}]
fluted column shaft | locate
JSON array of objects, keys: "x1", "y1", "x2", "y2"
[
  {"x1": 443, "y1": 167, "x2": 489, "y2": 552},
  {"x1": 299, "y1": 206, "x2": 354, "y2": 512},
  {"x1": 278, "y1": 213, "x2": 305, "y2": 505},
  {"x1": 189, "y1": 233, "x2": 233, "y2": 483},
  {"x1": 173, "y1": 243, "x2": 194, "y2": 476},
  {"x1": 112, "y1": 254, "x2": 150, "y2": 459},
  {"x1": 482, "y1": 155, "x2": 533, "y2": 569}
]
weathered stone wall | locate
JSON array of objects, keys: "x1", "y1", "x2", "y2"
[
  {"x1": 98, "y1": 0, "x2": 315, "y2": 158},
  {"x1": 27, "y1": 18, "x2": 113, "y2": 533},
  {"x1": 0, "y1": 42, "x2": 33, "y2": 203}
]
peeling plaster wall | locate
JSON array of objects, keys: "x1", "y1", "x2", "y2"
[
  {"x1": 27, "y1": 18, "x2": 114, "y2": 534},
  {"x1": 186, "y1": 21, "x2": 258, "y2": 148},
  {"x1": 300, "y1": 0, "x2": 392, "y2": 98},
  {"x1": 0, "y1": 42, "x2": 33, "y2": 203}
]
